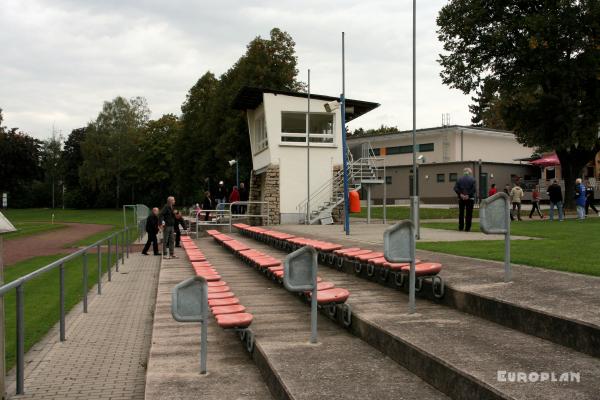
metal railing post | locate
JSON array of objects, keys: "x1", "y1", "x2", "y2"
[
  {"x1": 126, "y1": 228, "x2": 130, "y2": 259},
  {"x1": 16, "y1": 284, "x2": 24, "y2": 395},
  {"x1": 83, "y1": 252, "x2": 88, "y2": 313},
  {"x1": 97, "y1": 244, "x2": 102, "y2": 295},
  {"x1": 107, "y1": 238, "x2": 112, "y2": 282},
  {"x1": 121, "y1": 231, "x2": 125, "y2": 264},
  {"x1": 59, "y1": 263, "x2": 65, "y2": 341},
  {"x1": 115, "y1": 234, "x2": 119, "y2": 272}
]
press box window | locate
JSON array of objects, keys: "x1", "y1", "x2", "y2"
[{"x1": 281, "y1": 112, "x2": 334, "y2": 144}]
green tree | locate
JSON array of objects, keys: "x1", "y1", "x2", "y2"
[
  {"x1": 136, "y1": 114, "x2": 181, "y2": 206},
  {"x1": 80, "y1": 96, "x2": 150, "y2": 207},
  {"x1": 40, "y1": 132, "x2": 64, "y2": 208},
  {"x1": 437, "y1": 0, "x2": 600, "y2": 206},
  {"x1": 62, "y1": 127, "x2": 95, "y2": 207},
  {"x1": 177, "y1": 28, "x2": 303, "y2": 203},
  {"x1": 0, "y1": 108, "x2": 43, "y2": 207}
]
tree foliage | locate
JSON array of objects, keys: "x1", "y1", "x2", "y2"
[{"x1": 437, "y1": 0, "x2": 600, "y2": 206}]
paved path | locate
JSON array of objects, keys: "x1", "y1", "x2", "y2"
[
  {"x1": 5, "y1": 223, "x2": 113, "y2": 265},
  {"x1": 7, "y1": 253, "x2": 160, "y2": 399},
  {"x1": 145, "y1": 252, "x2": 273, "y2": 399}
]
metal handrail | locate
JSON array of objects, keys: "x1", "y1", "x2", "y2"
[
  {"x1": 228, "y1": 201, "x2": 270, "y2": 232},
  {"x1": 1, "y1": 225, "x2": 136, "y2": 395}
]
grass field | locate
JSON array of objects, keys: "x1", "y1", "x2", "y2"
[
  {"x1": 419, "y1": 218, "x2": 600, "y2": 276},
  {"x1": 2, "y1": 208, "x2": 135, "y2": 246},
  {"x1": 355, "y1": 206, "x2": 481, "y2": 220},
  {"x1": 2, "y1": 251, "x2": 118, "y2": 370}
]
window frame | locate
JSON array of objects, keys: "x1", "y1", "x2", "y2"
[{"x1": 280, "y1": 111, "x2": 336, "y2": 146}]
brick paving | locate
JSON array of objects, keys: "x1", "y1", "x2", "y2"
[{"x1": 7, "y1": 253, "x2": 160, "y2": 400}]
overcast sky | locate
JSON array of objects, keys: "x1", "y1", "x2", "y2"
[{"x1": 1, "y1": 0, "x2": 472, "y2": 140}]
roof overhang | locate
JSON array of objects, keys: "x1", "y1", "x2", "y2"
[{"x1": 232, "y1": 86, "x2": 379, "y2": 122}]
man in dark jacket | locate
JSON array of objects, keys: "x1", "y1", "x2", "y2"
[
  {"x1": 585, "y1": 179, "x2": 599, "y2": 216},
  {"x1": 546, "y1": 180, "x2": 564, "y2": 221},
  {"x1": 453, "y1": 168, "x2": 476, "y2": 232},
  {"x1": 142, "y1": 207, "x2": 160, "y2": 256},
  {"x1": 201, "y1": 191, "x2": 215, "y2": 222},
  {"x1": 174, "y1": 210, "x2": 187, "y2": 247},
  {"x1": 239, "y1": 182, "x2": 249, "y2": 214},
  {"x1": 159, "y1": 196, "x2": 177, "y2": 258}
]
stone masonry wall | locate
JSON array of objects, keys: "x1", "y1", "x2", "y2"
[
  {"x1": 331, "y1": 164, "x2": 345, "y2": 224},
  {"x1": 248, "y1": 164, "x2": 280, "y2": 225}
]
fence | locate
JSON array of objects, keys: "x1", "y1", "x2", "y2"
[
  {"x1": 0, "y1": 226, "x2": 137, "y2": 395},
  {"x1": 188, "y1": 201, "x2": 270, "y2": 237}
]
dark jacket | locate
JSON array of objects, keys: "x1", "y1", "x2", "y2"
[
  {"x1": 547, "y1": 183, "x2": 563, "y2": 203},
  {"x1": 174, "y1": 217, "x2": 186, "y2": 233},
  {"x1": 586, "y1": 186, "x2": 595, "y2": 200},
  {"x1": 239, "y1": 186, "x2": 249, "y2": 202},
  {"x1": 145, "y1": 214, "x2": 159, "y2": 235},
  {"x1": 202, "y1": 196, "x2": 215, "y2": 211},
  {"x1": 453, "y1": 175, "x2": 476, "y2": 199},
  {"x1": 159, "y1": 204, "x2": 175, "y2": 227},
  {"x1": 216, "y1": 186, "x2": 228, "y2": 201}
]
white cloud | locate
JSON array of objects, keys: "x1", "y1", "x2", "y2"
[{"x1": 0, "y1": 0, "x2": 472, "y2": 139}]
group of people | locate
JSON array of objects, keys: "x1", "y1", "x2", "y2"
[
  {"x1": 142, "y1": 196, "x2": 187, "y2": 258},
  {"x1": 196, "y1": 181, "x2": 249, "y2": 222},
  {"x1": 454, "y1": 168, "x2": 599, "y2": 230}
]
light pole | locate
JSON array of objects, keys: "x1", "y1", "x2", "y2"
[
  {"x1": 307, "y1": 69, "x2": 311, "y2": 224},
  {"x1": 228, "y1": 159, "x2": 239, "y2": 188},
  {"x1": 410, "y1": 0, "x2": 420, "y2": 239},
  {"x1": 341, "y1": 32, "x2": 350, "y2": 235}
]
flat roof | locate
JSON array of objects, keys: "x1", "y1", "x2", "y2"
[
  {"x1": 348, "y1": 125, "x2": 516, "y2": 140},
  {"x1": 232, "y1": 86, "x2": 380, "y2": 122}
]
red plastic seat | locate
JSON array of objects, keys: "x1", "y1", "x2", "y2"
[
  {"x1": 255, "y1": 258, "x2": 281, "y2": 268},
  {"x1": 311, "y1": 288, "x2": 350, "y2": 304},
  {"x1": 193, "y1": 267, "x2": 217, "y2": 274},
  {"x1": 208, "y1": 285, "x2": 230, "y2": 293},
  {"x1": 207, "y1": 281, "x2": 227, "y2": 287},
  {"x1": 211, "y1": 304, "x2": 246, "y2": 315},
  {"x1": 368, "y1": 257, "x2": 387, "y2": 266},
  {"x1": 192, "y1": 261, "x2": 212, "y2": 268},
  {"x1": 268, "y1": 266, "x2": 283, "y2": 273},
  {"x1": 346, "y1": 250, "x2": 374, "y2": 259},
  {"x1": 208, "y1": 297, "x2": 239, "y2": 307},
  {"x1": 207, "y1": 291, "x2": 235, "y2": 300},
  {"x1": 400, "y1": 262, "x2": 442, "y2": 276},
  {"x1": 215, "y1": 312, "x2": 253, "y2": 329},
  {"x1": 187, "y1": 255, "x2": 206, "y2": 262},
  {"x1": 333, "y1": 247, "x2": 361, "y2": 256},
  {"x1": 206, "y1": 229, "x2": 220, "y2": 236},
  {"x1": 304, "y1": 282, "x2": 335, "y2": 293},
  {"x1": 355, "y1": 252, "x2": 384, "y2": 262},
  {"x1": 384, "y1": 259, "x2": 422, "y2": 271},
  {"x1": 195, "y1": 273, "x2": 222, "y2": 282}
]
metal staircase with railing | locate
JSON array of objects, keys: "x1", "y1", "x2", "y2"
[{"x1": 297, "y1": 144, "x2": 384, "y2": 225}]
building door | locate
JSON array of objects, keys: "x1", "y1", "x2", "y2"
[{"x1": 479, "y1": 172, "x2": 488, "y2": 199}]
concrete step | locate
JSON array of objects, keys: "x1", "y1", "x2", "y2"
[
  {"x1": 271, "y1": 225, "x2": 600, "y2": 359},
  {"x1": 145, "y1": 256, "x2": 274, "y2": 400},
  {"x1": 236, "y1": 234, "x2": 600, "y2": 400},
  {"x1": 199, "y1": 238, "x2": 448, "y2": 400}
]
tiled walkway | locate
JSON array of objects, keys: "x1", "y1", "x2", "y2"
[{"x1": 8, "y1": 253, "x2": 160, "y2": 400}]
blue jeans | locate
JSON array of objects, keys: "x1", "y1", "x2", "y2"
[
  {"x1": 549, "y1": 201, "x2": 564, "y2": 221},
  {"x1": 576, "y1": 205, "x2": 586, "y2": 220}
]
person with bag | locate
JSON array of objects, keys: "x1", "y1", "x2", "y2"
[{"x1": 142, "y1": 207, "x2": 161, "y2": 256}]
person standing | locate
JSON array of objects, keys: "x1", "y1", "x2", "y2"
[
  {"x1": 503, "y1": 184, "x2": 511, "y2": 195},
  {"x1": 239, "y1": 182, "x2": 249, "y2": 214},
  {"x1": 159, "y1": 196, "x2": 177, "y2": 258},
  {"x1": 488, "y1": 183, "x2": 497, "y2": 197},
  {"x1": 229, "y1": 186, "x2": 240, "y2": 215},
  {"x1": 216, "y1": 180, "x2": 228, "y2": 217},
  {"x1": 510, "y1": 183, "x2": 524, "y2": 221},
  {"x1": 174, "y1": 210, "x2": 186, "y2": 247},
  {"x1": 546, "y1": 180, "x2": 564, "y2": 221},
  {"x1": 201, "y1": 191, "x2": 214, "y2": 222},
  {"x1": 141, "y1": 207, "x2": 161, "y2": 256},
  {"x1": 575, "y1": 178, "x2": 587, "y2": 220},
  {"x1": 585, "y1": 179, "x2": 599, "y2": 216},
  {"x1": 453, "y1": 168, "x2": 476, "y2": 232},
  {"x1": 529, "y1": 186, "x2": 543, "y2": 219}
]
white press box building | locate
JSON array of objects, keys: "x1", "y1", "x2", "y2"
[{"x1": 233, "y1": 87, "x2": 379, "y2": 224}]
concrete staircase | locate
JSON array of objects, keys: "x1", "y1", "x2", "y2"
[{"x1": 298, "y1": 148, "x2": 383, "y2": 225}]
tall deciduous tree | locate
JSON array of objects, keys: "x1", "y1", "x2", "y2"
[
  {"x1": 437, "y1": 1, "x2": 600, "y2": 206},
  {"x1": 41, "y1": 133, "x2": 64, "y2": 208},
  {"x1": 80, "y1": 96, "x2": 150, "y2": 207}
]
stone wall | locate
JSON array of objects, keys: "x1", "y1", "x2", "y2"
[
  {"x1": 248, "y1": 164, "x2": 281, "y2": 225},
  {"x1": 331, "y1": 164, "x2": 345, "y2": 224}
]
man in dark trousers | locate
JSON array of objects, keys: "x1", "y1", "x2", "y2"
[
  {"x1": 546, "y1": 180, "x2": 564, "y2": 221},
  {"x1": 142, "y1": 207, "x2": 160, "y2": 256},
  {"x1": 585, "y1": 179, "x2": 599, "y2": 216},
  {"x1": 453, "y1": 167, "x2": 477, "y2": 232},
  {"x1": 173, "y1": 210, "x2": 187, "y2": 247},
  {"x1": 159, "y1": 196, "x2": 177, "y2": 258},
  {"x1": 239, "y1": 182, "x2": 249, "y2": 214}
]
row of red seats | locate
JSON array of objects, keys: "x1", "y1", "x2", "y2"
[
  {"x1": 232, "y1": 223, "x2": 445, "y2": 298},
  {"x1": 179, "y1": 236, "x2": 254, "y2": 329},
  {"x1": 205, "y1": 230, "x2": 351, "y2": 307}
]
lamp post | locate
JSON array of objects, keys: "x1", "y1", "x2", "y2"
[
  {"x1": 0, "y1": 211, "x2": 17, "y2": 400},
  {"x1": 228, "y1": 159, "x2": 239, "y2": 188},
  {"x1": 341, "y1": 32, "x2": 350, "y2": 235},
  {"x1": 410, "y1": 0, "x2": 420, "y2": 240},
  {"x1": 307, "y1": 69, "x2": 311, "y2": 224}
]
